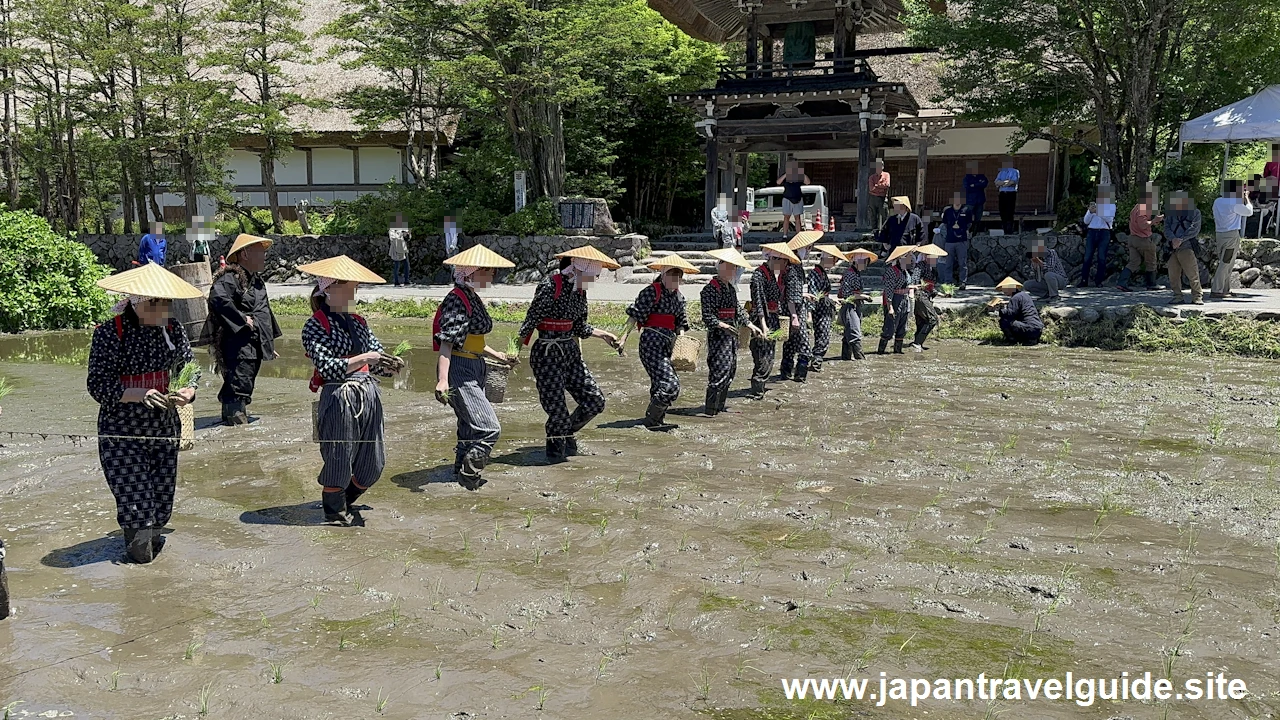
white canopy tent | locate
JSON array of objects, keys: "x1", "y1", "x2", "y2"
[{"x1": 1179, "y1": 85, "x2": 1280, "y2": 237}]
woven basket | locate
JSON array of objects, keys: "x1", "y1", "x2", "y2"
[
  {"x1": 737, "y1": 324, "x2": 753, "y2": 346},
  {"x1": 177, "y1": 404, "x2": 194, "y2": 451},
  {"x1": 671, "y1": 335, "x2": 700, "y2": 372},
  {"x1": 772, "y1": 318, "x2": 791, "y2": 343},
  {"x1": 485, "y1": 360, "x2": 510, "y2": 404}
]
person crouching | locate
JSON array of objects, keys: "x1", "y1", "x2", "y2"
[
  {"x1": 992, "y1": 276, "x2": 1044, "y2": 345},
  {"x1": 620, "y1": 257, "x2": 697, "y2": 429},
  {"x1": 701, "y1": 248, "x2": 761, "y2": 416}
]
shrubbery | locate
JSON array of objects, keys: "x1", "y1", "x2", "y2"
[
  {"x1": 0, "y1": 208, "x2": 113, "y2": 333},
  {"x1": 498, "y1": 198, "x2": 563, "y2": 235}
]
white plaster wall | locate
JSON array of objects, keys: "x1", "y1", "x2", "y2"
[
  {"x1": 312, "y1": 147, "x2": 355, "y2": 185},
  {"x1": 227, "y1": 150, "x2": 262, "y2": 186},
  {"x1": 359, "y1": 147, "x2": 401, "y2": 184},
  {"x1": 272, "y1": 150, "x2": 308, "y2": 185}
]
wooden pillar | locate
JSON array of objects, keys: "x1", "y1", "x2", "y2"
[
  {"x1": 856, "y1": 128, "x2": 871, "y2": 230},
  {"x1": 704, "y1": 135, "x2": 719, "y2": 231},
  {"x1": 915, "y1": 135, "x2": 929, "y2": 212},
  {"x1": 745, "y1": 11, "x2": 759, "y2": 76},
  {"x1": 833, "y1": 7, "x2": 848, "y2": 64},
  {"x1": 734, "y1": 153, "x2": 749, "y2": 216}
]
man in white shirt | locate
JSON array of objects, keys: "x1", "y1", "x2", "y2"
[
  {"x1": 1081, "y1": 185, "x2": 1116, "y2": 287},
  {"x1": 388, "y1": 214, "x2": 411, "y2": 286},
  {"x1": 1210, "y1": 180, "x2": 1254, "y2": 298},
  {"x1": 443, "y1": 215, "x2": 459, "y2": 256}
]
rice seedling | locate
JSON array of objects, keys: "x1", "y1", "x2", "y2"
[
  {"x1": 375, "y1": 687, "x2": 390, "y2": 713},
  {"x1": 619, "y1": 566, "x2": 630, "y2": 586},
  {"x1": 184, "y1": 640, "x2": 202, "y2": 660},
  {"x1": 0, "y1": 377, "x2": 13, "y2": 403},
  {"x1": 430, "y1": 578, "x2": 444, "y2": 610},
  {"x1": 338, "y1": 633, "x2": 349, "y2": 651},
  {"x1": 824, "y1": 580, "x2": 838, "y2": 598},
  {"x1": 765, "y1": 328, "x2": 785, "y2": 342},
  {"x1": 560, "y1": 532, "x2": 572, "y2": 554},
  {"x1": 196, "y1": 681, "x2": 214, "y2": 715},
  {"x1": 524, "y1": 510, "x2": 534, "y2": 528},
  {"x1": 458, "y1": 530, "x2": 469, "y2": 552},
  {"x1": 493, "y1": 522, "x2": 502, "y2": 541},
  {"x1": 591, "y1": 486, "x2": 602, "y2": 501},
  {"x1": 108, "y1": 668, "x2": 124, "y2": 691},
  {"x1": 259, "y1": 611, "x2": 271, "y2": 628},
  {"x1": 491, "y1": 626, "x2": 501, "y2": 649},
  {"x1": 267, "y1": 660, "x2": 286, "y2": 684},
  {"x1": 533, "y1": 546, "x2": 542, "y2": 565},
  {"x1": 309, "y1": 592, "x2": 323, "y2": 610},
  {"x1": 1208, "y1": 413, "x2": 1226, "y2": 443},
  {"x1": 402, "y1": 559, "x2": 414, "y2": 577},
  {"x1": 353, "y1": 576, "x2": 364, "y2": 594},
  {"x1": 391, "y1": 341, "x2": 413, "y2": 357},
  {"x1": 505, "y1": 335, "x2": 522, "y2": 358},
  {"x1": 1002, "y1": 434, "x2": 1019, "y2": 452},
  {"x1": 389, "y1": 599, "x2": 401, "y2": 627},
  {"x1": 169, "y1": 361, "x2": 200, "y2": 392},
  {"x1": 596, "y1": 653, "x2": 612, "y2": 681},
  {"x1": 597, "y1": 518, "x2": 608, "y2": 536},
  {"x1": 2, "y1": 701, "x2": 23, "y2": 720},
  {"x1": 693, "y1": 665, "x2": 712, "y2": 701},
  {"x1": 733, "y1": 655, "x2": 761, "y2": 681},
  {"x1": 678, "y1": 532, "x2": 689, "y2": 552},
  {"x1": 534, "y1": 686, "x2": 551, "y2": 710},
  {"x1": 854, "y1": 647, "x2": 877, "y2": 672},
  {"x1": 474, "y1": 571, "x2": 483, "y2": 592},
  {"x1": 665, "y1": 607, "x2": 676, "y2": 631},
  {"x1": 435, "y1": 661, "x2": 443, "y2": 680}
]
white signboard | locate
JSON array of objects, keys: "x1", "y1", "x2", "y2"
[{"x1": 514, "y1": 171, "x2": 527, "y2": 212}]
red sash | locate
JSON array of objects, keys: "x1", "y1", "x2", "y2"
[
  {"x1": 641, "y1": 281, "x2": 676, "y2": 329},
  {"x1": 111, "y1": 315, "x2": 175, "y2": 392}
]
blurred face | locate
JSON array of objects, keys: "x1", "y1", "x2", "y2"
[
  {"x1": 238, "y1": 243, "x2": 267, "y2": 273},
  {"x1": 661, "y1": 268, "x2": 682, "y2": 292},
  {"x1": 717, "y1": 261, "x2": 737, "y2": 283},
  {"x1": 966, "y1": 161, "x2": 979, "y2": 173},
  {"x1": 854, "y1": 257, "x2": 868, "y2": 271},
  {"x1": 326, "y1": 281, "x2": 358, "y2": 312},
  {"x1": 893, "y1": 201, "x2": 907, "y2": 215},
  {"x1": 951, "y1": 193, "x2": 964, "y2": 208},
  {"x1": 135, "y1": 297, "x2": 171, "y2": 326},
  {"x1": 152, "y1": 222, "x2": 165, "y2": 237},
  {"x1": 1002, "y1": 286, "x2": 1017, "y2": 296},
  {"x1": 875, "y1": 160, "x2": 884, "y2": 172},
  {"x1": 820, "y1": 254, "x2": 836, "y2": 269},
  {"x1": 470, "y1": 268, "x2": 496, "y2": 289}
]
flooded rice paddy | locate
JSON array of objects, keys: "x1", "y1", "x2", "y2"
[{"x1": 1, "y1": 318, "x2": 1279, "y2": 719}]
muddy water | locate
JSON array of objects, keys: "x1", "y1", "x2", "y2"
[{"x1": 1, "y1": 322, "x2": 1279, "y2": 719}]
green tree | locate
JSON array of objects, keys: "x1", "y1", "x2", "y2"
[
  {"x1": 0, "y1": 207, "x2": 111, "y2": 332},
  {"x1": 905, "y1": 0, "x2": 1280, "y2": 195},
  {"x1": 213, "y1": 0, "x2": 318, "y2": 232}
]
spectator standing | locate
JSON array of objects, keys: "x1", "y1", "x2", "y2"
[
  {"x1": 1264, "y1": 144, "x2": 1280, "y2": 182},
  {"x1": 444, "y1": 215, "x2": 459, "y2": 256},
  {"x1": 1164, "y1": 190, "x2": 1204, "y2": 305},
  {"x1": 1081, "y1": 186, "x2": 1116, "y2": 287},
  {"x1": 1210, "y1": 180, "x2": 1254, "y2": 298},
  {"x1": 389, "y1": 214, "x2": 411, "y2": 286},
  {"x1": 868, "y1": 158, "x2": 891, "y2": 231},
  {"x1": 962, "y1": 160, "x2": 989, "y2": 235},
  {"x1": 137, "y1": 222, "x2": 166, "y2": 266},
  {"x1": 1117, "y1": 189, "x2": 1163, "y2": 292},
  {"x1": 776, "y1": 160, "x2": 810, "y2": 236},
  {"x1": 188, "y1": 216, "x2": 212, "y2": 263},
  {"x1": 940, "y1": 192, "x2": 973, "y2": 288},
  {"x1": 994, "y1": 158, "x2": 1020, "y2": 234},
  {"x1": 878, "y1": 196, "x2": 924, "y2": 255}
]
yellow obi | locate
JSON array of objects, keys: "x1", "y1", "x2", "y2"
[{"x1": 453, "y1": 333, "x2": 488, "y2": 360}]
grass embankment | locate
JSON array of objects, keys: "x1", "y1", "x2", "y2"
[{"x1": 269, "y1": 297, "x2": 1280, "y2": 359}]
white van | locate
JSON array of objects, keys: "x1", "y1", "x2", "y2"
[{"x1": 749, "y1": 185, "x2": 829, "y2": 232}]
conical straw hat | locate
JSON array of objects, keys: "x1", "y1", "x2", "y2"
[
  {"x1": 788, "y1": 230, "x2": 824, "y2": 249},
  {"x1": 706, "y1": 247, "x2": 753, "y2": 269},
  {"x1": 227, "y1": 233, "x2": 272, "y2": 258},
  {"x1": 760, "y1": 242, "x2": 801, "y2": 264},
  {"x1": 443, "y1": 244, "x2": 515, "y2": 269},
  {"x1": 886, "y1": 244, "x2": 917, "y2": 263},
  {"x1": 996, "y1": 276, "x2": 1024, "y2": 290},
  {"x1": 555, "y1": 245, "x2": 621, "y2": 270},
  {"x1": 914, "y1": 243, "x2": 948, "y2": 257},
  {"x1": 97, "y1": 262, "x2": 204, "y2": 300},
  {"x1": 847, "y1": 248, "x2": 878, "y2": 262},
  {"x1": 814, "y1": 244, "x2": 846, "y2": 260},
  {"x1": 891, "y1": 196, "x2": 912, "y2": 212},
  {"x1": 295, "y1": 255, "x2": 387, "y2": 284},
  {"x1": 647, "y1": 254, "x2": 700, "y2": 274}
]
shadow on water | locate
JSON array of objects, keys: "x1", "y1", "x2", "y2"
[
  {"x1": 489, "y1": 444, "x2": 555, "y2": 468},
  {"x1": 389, "y1": 465, "x2": 465, "y2": 493},
  {"x1": 40, "y1": 529, "x2": 169, "y2": 566},
  {"x1": 240, "y1": 502, "x2": 327, "y2": 526}
]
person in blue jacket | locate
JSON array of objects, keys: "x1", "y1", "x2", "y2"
[
  {"x1": 963, "y1": 160, "x2": 988, "y2": 236},
  {"x1": 137, "y1": 222, "x2": 167, "y2": 266}
]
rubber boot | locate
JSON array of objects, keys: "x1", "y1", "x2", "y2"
[
  {"x1": 124, "y1": 527, "x2": 155, "y2": 564},
  {"x1": 222, "y1": 401, "x2": 248, "y2": 426},
  {"x1": 793, "y1": 357, "x2": 808, "y2": 383},
  {"x1": 345, "y1": 483, "x2": 367, "y2": 512},
  {"x1": 643, "y1": 401, "x2": 670, "y2": 430},
  {"x1": 1144, "y1": 271, "x2": 1157, "y2": 289},
  {"x1": 322, "y1": 490, "x2": 352, "y2": 525},
  {"x1": 893, "y1": 338, "x2": 904, "y2": 354},
  {"x1": 545, "y1": 438, "x2": 566, "y2": 462},
  {"x1": 717, "y1": 386, "x2": 730, "y2": 413},
  {"x1": 704, "y1": 387, "x2": 719, "y2": 417},
  {"x1": 810, "y1": 356, "x2": 823, "y2": 372},
  {"x1": 877, "y1": 337, "x2": 889, "y2": 355},
  {"x1": 749, "y1": 380, "x2": 766, "y2": 400},
  {"x1": 459, "y1": 449, "x2": 488, "y2": 489},
  {"x1": 853, "y1": 341, "x2": 865, "y2": 360},
  {"x1": 778, "y1": 362, "x2": 793, "y2": 381},
  {"x1": 453, "y1": 451, "x2": 464, "y2": 476},
  {"x1": 841, "y1": 340, "x2": 852, "y2": 361},
  {"x1": 151, "y1": 528, "x2": 166, "y2": 556},
  {"x1": 564, "y1": 436, "x2": 579, "y2": 457}
]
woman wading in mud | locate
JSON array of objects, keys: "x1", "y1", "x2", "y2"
[
  {"x1": 619, "y1": 256, "x2": 697, "y2": 430},
  {"x1": 517, "y1": 245, "x2": 623, "y2": 462},
  {"x1": 700, "y1": 247, "x2": 761, "y2": 416},
  {"x1": 299, "y1": 255, "x2": 404, "y2": 526},
  {"x1": 434, "y1": 245, "x2": 519, "y2": 489},
  {"x1": 747, "y1": 242, "x2": 800, "y2": 399},
  {"x1": 87, "y1": 263, "x2": 203, "y2": 563}
]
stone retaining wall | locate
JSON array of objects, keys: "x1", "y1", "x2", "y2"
[{"x1": 78, "y1": 233, "x2": 649, "y2": 283}]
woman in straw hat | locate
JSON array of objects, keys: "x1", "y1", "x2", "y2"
[
  {"x1": 909, "y1": 244, "x2": 946, "y2": 352},
  {"x1": 298, "y1": 255, "x2": 404, "y2": 525},
  {"x1": 747, "y1": 242, "x2": 799, "y2": 398},
  {"x1": 992, "y1": 276, "x2": 1044, "y2": 345},
  {"x1": 209, "y1": 233, "x2": 282, "y2": 426},
  {"x1": 781, "y1": 230, "x2": 822, "y2": 382},
  {"x1": 517, "y1": 245, "x2": 623, "y2": 461},
  {"x1": 878, "y1": 244, "x2": 916, "y2": 354},
  {"x1": 807, "y1": 244, "x2": 843, "y2": 371},
  {"x1": 87, "y1": 263, "x2": 203, "y2": 563},
  {"x1": 620, "y1": 256, "x2": 696, "y2": 429},
  {"x1": 700, "y1": 247, "x2": 761, "y2": 416},
  {"x1": 838, "y1": 248, "x2": 876, "y2": 360},
  {"x1": 435, "y1": 245, "x2": 519, "y2": 487}
]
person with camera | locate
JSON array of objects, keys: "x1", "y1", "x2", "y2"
[
  {"x1": 1210, "y1": 180, "x2": 1254, "y2": 298},
  {"x1": 1081, "y1": 186, "x2": 1117, "y2": 287},
  {"x1": 1117, "y1": 187, "x2": 1163, "y2": 292}
]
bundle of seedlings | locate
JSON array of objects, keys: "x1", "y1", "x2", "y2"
[{"x1": 169, "y1": 362, "x2": 200, "y2": 451}]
